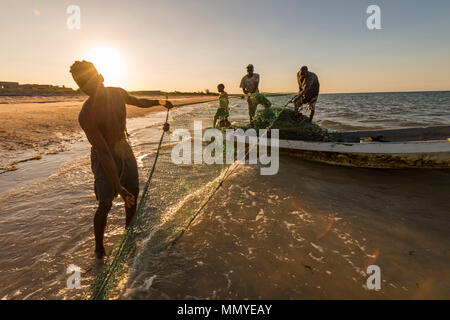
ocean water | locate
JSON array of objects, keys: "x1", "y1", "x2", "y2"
[
  {"x1": 0, "y1": 92, "x2": 449, "y2": 299},
  {"x1": 314, "y1": 91, "x2": 450, "y2": 131},
  {"x1": 1, "y1": 91, "x2": 449, "y2": 131}
]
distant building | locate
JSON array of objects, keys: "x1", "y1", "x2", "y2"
[
  {"x1": 0, "y1": 81, "x2": 19, "y2": 89},
  {"x1": 0, "y1": 82, "x2": 66, "y2": 90},
  {"x1": 0, "y1": 81, "x2": 76, "y2": 95}
]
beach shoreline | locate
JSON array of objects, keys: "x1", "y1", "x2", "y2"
[{"x1": 0, "y1": 95, "x2": 217, "y2": 168}]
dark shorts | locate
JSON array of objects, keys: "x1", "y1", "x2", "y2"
[{"x1": 90, "y1": 144, "x2": 139, "y2": 205}]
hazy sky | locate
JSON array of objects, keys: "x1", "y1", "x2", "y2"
[{"x1": 1, "y1": 0, "x2": 450, "y2": 93}]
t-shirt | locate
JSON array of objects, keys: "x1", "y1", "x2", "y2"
[
  {"x1": 240, "y1": 73, "x2": 260, "y2": 93},
  {"x1": 219, "y1": 91, "x2": 229, "y2": 100}
]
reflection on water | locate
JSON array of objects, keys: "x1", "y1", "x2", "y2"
[
  {"x1": 124, "y1": 159, "x2": 450, "y2": 300},
  {"x1": 0, "y1": 93, "x2": 449, "y2": 299},
  {"x1": 0, "y1": 102, "x2": 215, "y2": 299},
  {"x1": 122, "y1": 95, "x2": 450, "y2": 300}
]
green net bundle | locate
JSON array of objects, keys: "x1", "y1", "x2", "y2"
[{"x1": 239, "y1": 107, "x2": 335, "y2": 142}]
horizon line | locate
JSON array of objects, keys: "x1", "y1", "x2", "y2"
[
  {"x1": 1, "y1": 80, "x2": 449, "y2": 96},
  {"x1": 256, "y1": 89, "x2": 450, "y2": 95}
]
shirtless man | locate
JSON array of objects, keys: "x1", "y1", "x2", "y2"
[
  {"x1": 70, "y1": 60, "x2": 173, "y2": 259},
  {"x1": 294, "y1": 66, "x2": 320, "y2": 122}
]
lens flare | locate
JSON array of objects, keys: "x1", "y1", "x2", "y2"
[{"x1": 86, "y1": 46, "x2": 126, "y2": 87}]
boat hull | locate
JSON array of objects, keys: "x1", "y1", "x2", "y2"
[
  {"x1": 280, "y1": 148, "x2": 450, "y2": 169},
  {"x1": 278, "y1": 139, "x2": 450, "y2": 169},
  {"x1": 225, "y1": 126, "x2": 450, "y2": 168}
]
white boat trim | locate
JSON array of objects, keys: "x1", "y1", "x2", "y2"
[
  {"x1": 278, "y1": 139, "x2": 450, "y2": 154},
  {"x1": 224, "y1": 131, "x2": 450, "y2": 168}
]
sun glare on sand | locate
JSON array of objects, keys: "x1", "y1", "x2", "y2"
[{"x1": 86, "y1": 46, "x2": 126, "y2": 87}]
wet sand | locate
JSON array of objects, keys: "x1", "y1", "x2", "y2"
[{"x1": 125, "y1": 161, "x2": 450, "y2": 300}]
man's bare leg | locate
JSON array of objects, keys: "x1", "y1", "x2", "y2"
[
  {"x1": 293, "y1": 96, "x2": 303, "y2": 113},
  {"x1": 308, "y1": 101, "x2": 316, "y2": 122},
  {"x1": 247, "y1": 97, "x2": 257, "y2": 123},
  {"x1": 94, "y1": 202, "x2": 112, "y2": 259},
  {"x1": 125, "y1": 190, "x2": 138, "y2": 228},
  {"x1": 309, "y1": 109, "x2": 315, "y2": 122},
  {"x1": 294, "y1": 100, "x2": 301, "y2": 112},
  {"x1": 125, "y1": 203, "x2": 137, "y2": 228}
]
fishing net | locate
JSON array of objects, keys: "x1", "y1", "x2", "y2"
[
  {"x1": 235, "y1": 107, "x2": 335, "y2": 142},
  {"x1": 88, "y1": 136, "x2": 165, "y2": 299},
  {"x1": 88, "y1": 108, "x2": 229, "y2": 300},
  {"x1": 88, "y1": 97, "x2": 324, "y2": 300}
]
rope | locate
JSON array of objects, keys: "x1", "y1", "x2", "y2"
[
  {"x1": 169, "y1": 95, "x2": 296, "y2": 247},
  {"x1": 90, "y1": 108, "x2": 170, "y2": 300},
  {"x1": 89, "y1": 99, "x2": 220, "y2": 299},
  {"x1": 89, "y1": 95, "x2": 295, "y2": 299}
]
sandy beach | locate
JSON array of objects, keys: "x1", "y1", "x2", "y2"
[{"x1": 0, "y1": 95, "x2": 217, "y2": 167}]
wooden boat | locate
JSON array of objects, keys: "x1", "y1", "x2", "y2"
[
  {"x1": 277, "y1": 125, "x2": 450, "y2": 168},
  {"x1": 227, "y1": 125, "x2": 450, "y2": 169}
]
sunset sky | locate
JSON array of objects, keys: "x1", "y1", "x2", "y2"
[{"x1": 1, "y1": 0, "x2": 450, "y2": 93}]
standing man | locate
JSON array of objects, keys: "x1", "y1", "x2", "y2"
[
  {"x1": 70, "y1": 60, "x2": 173, "y2": 259},
  {"x1": 294, "y1": 66, "x2": 320, "y2": 122},
  {"x1": 240, "y1": 64, "x2": 272, "y2": 123}
]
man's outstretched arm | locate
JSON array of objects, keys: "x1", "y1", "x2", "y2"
[{"x1": 119, "y1": 88, "x2": 173, "y2": 109}]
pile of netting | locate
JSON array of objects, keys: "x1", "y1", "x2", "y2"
[{"x1": 238, "y1": 107, "x2": 335, "y2": 142}]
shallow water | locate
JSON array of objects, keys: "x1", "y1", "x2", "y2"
[
  {"x1": 0, "y1": 93, "x2": 449, "y2": 299},
  {"x1": 125, "y1": 163, "x2": 450, "y2": 299},
  {"x1": 121, "y1": 95, "x2": 450, "y2": 299},
  {"x1": 0, "y1": 102, "x2": 213, "y2": 299}
]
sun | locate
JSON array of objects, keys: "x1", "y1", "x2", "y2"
[{"x1": 86, "y1": 46, "x2": 126, "y2": 87}]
